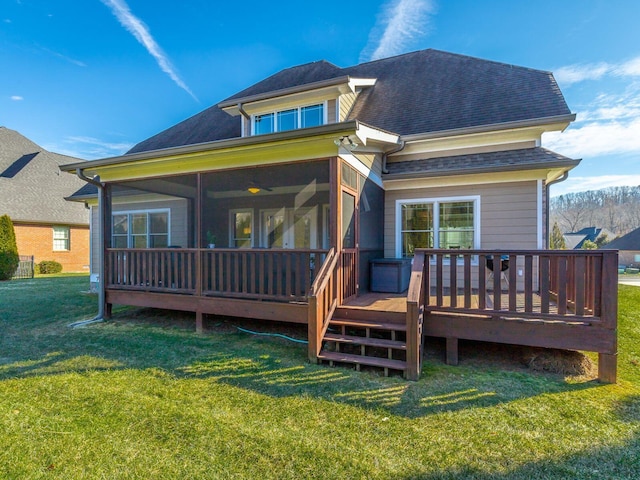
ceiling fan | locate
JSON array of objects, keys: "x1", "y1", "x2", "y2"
[{"x1": 246, "y1": 180, "x2": 272, "y2": 194}]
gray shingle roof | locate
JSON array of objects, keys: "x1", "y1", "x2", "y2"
[
  {"x1": 0, "y1": 127, "x2": 89, "y2": 225},
  {"x1": 128, "y1": 49, "x2": 571, "y2": 154},
  {"x1": 384, "y1": 147, "x2": 579, "y2": 178},
  {"x1": 605, "y1": 227, "x2": 640, "y2": 251}
]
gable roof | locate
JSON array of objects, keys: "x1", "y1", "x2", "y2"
[
  {"x1": 563, "y1": 227, "x2": 613, "y2": 249},
  {"x1": 128, "y1": 49, "x2": 572, "y2": 154},
  {"x1": 606, "y1": 227, "x2": 640, "y2": 251},
  {"x1": 0, "y1": 127, "x2": 89, "y2": 225}
]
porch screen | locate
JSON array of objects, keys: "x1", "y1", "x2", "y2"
[{"x1": 400, "y1": 201, "x2": 474, "y2": 257}]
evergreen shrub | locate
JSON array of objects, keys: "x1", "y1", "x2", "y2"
[{"x1": 0, "y1": 215, "x2": 19, "y2": 280}]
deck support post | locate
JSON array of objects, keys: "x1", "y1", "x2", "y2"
[
  {"x1": 598, "y1": 353, "x2": 617, "y2": 383},
  {"x1": 195, "y1": 311, "x2": 204, "y2": 334},
  {"x1": 308, "y1": 296, "x2": 319, "y2": 363},
  {"x1": 405, "y1": 302, "x2": 420, "y2": 381},
  {"x1": 446, "y1": 337, "x2": 459, "y2": 365}
]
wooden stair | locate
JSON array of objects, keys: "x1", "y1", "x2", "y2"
[{"x1": 318, "y1": 315, "x2": 408, "y2": 376}]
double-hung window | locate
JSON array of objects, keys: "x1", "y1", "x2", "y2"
[
  {"x1": 252, "y1": 103, "x2": 325, "y2": 135},
  {"x1": 112, "y1": 210, "x2": 170, "y2": 248},
  {"x1": 53, "y1": 226, "x2": 70, "y2": 251},
  {"x1": 398, "y1": 197, "x2": 478, "y2": 257}
]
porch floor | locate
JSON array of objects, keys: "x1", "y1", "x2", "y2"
[{"x1": 343, "y1": 291, "x2": 558, "y2": 317}]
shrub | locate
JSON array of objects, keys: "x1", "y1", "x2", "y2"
[
  {"x1": 0, "y1": 215, "x2": 19, "y2": 280},
  {"x1": 37, "y1": 260, "x2": 63, "y2": 275}
]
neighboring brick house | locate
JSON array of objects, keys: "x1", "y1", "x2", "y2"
[{"x1": 0, "y1": 127, "x2": 89, "y2": 272}]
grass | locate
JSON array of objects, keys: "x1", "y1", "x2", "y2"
[{"x1": 1, "y1": 275, "x2": 639, "y2": 479}]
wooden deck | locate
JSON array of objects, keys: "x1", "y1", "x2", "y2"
[{"x1": 103, "y1": 247, "x2": 618, "y2": 383}]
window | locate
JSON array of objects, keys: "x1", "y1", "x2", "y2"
[
  {"x1": 398, "y1": 198, "x2": 478, "y2": 257},
  {"x1": 230, "y1": 210, "x2": 253, "y2": 248},
  {"x1": 252, "y1": 103, "x2": 325, "y2": 135},
  {"x1": 254, "y1": 112, "x2": 274, "y2": 135},
  {"x1": 112, "y1": 210, "x2": 169, "y2": 248},
  {"x1": 53, "y1": 226, "x2": 70, "y2": 251}
]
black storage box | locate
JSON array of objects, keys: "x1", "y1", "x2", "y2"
[{"x1": 370, "y1": 258, "x2": 411, "y2": 293}]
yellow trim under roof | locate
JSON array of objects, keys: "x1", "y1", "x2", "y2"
[{"x1": 61, "y1": 122, "x2": 387, "y2": 183}]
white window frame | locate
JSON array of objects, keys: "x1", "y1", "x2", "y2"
[
  {"x1": 395, "y1": 196, "x2": 481, "y2": 258},
  {"x1": 53, "y1": 226, "x2": 70, "y2": 251},
  {"x1": 229, "y1": 208, "x2": 254, "y2": 248},
  {"x1": 111, "y1": 208, "x2": 171, "y2": 248},
  {"x1": 251, "y1": 101, "x2": 328, "y2": 135}
]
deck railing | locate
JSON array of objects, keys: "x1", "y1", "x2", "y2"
[
  {"x1": 409, "y1": 248, "x2": 618, "y2": 382},
  {"x1": 418, "y1": 249, "x2": 618, "y2": 326},
  {"x1": 308, "y1": 248, "x2": 339, "y2": 361},
  {"x1": 106, "y1": 248, "x2": 328, "y2": 302},
  {"x1": 107, "y1": 248, "x2": 197, "y2": 294},
  {"x1": 202, "y1": 248, "x2": 327, "y2": 301}
]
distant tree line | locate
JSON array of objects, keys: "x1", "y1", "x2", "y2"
[{"x1": 550, "y1": 186, "x2": 640, "y2": 237}]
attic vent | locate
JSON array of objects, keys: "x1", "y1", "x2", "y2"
[{"x1": 0, "y1": 152, "x2": 39, "y2": 178}]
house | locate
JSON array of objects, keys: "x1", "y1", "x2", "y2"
[
  {"x1": 62, "y1": 49, "x2": 617, "y2": 382},
  {"x1": 606, "y1": 227, "x2": 640, "y2": 268},
  {"x1": 563, "y1": 226, "x2": 614, "y2": 249},
  {"x1": 0, "y1": 127, "x2": 90, "y2": 273}
]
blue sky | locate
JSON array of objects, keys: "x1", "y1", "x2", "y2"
[{"x1": 2, "y1": 0, "x2": 639, "y2": 196}]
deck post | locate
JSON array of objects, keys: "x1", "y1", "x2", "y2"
[
  {"x1": 308, "y1": 296, "x2": 320, "y2": 363},
  {"x1": 405, "y1": 302, "x2": 420, "y2": 380},
  {"x1": 195, "y1": 311, "x2": 204, "y2": 333},
  {"x1": 405, "y1": 251, "x2": 426, "y2": 381},
  {"x1": 599, "y1": 250, "x2": 618, "y2": 383},
  {"x1": 598, "y1": 353, "x2": 617, "y2": 383},
  {"x1": 446, "y1": 337, "x2": 459, "y2": 365}
]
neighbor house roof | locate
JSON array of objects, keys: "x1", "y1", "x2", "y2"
[
  {"x1": 0, "y1": 127, "x2": 89, "y2": 225},
  {"x1": 606, "y1": 227, "x2": 640, "y2": 251},
  {"x1": 563, "y1": 227, "x2": 614, "y2": 250},
  {"x1": 128, "y1": 49, "x2": 573, "y2": 154},
  {"x1": 384, "y1": 147, "x2": 579, "y2": 179}
]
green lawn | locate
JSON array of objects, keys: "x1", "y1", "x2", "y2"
[{"x1": 1, "y1": 276, "x2": 639, "y2": 479}]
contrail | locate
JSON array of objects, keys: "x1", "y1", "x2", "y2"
[
  {"x1": 100, "y1": 0, "x2": 198, "y2": 101},
  {"x1": 361, "y1": 0, "x2": 436, "y2": 62}
]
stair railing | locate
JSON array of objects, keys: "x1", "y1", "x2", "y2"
[
  {"x1": 405, "y1": 251, "x2": 427, "y2": 380},
  {"x1": 307, "y1": 247, "x2": 339, "y2": 362}
]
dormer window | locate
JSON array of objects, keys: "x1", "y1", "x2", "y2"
[{"x1": 252, "y1": 103, "x2": 325, "y2": 135}]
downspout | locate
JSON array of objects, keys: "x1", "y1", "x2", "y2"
[
  {"x1": 69, "y1": 169, "x2": 105, "y2": 327},
  {"x1": 382, "y1": 139, "x2": 406, "y2": 174},
  {"x1": 545, "y1": 171, "x2": 569, "y2": 249},
  {"x1": 237, "y1": 103, "x2": 250, "y2": 120}
]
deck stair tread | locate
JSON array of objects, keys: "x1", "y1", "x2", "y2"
[
  {"x1": 323, "y1": 332, "x2": 407, "y2": 350},
  {"x1": 329, "y1": 317, "x2": 407, "y2": 331},
  {"x1": 318, "y1": 351, "x2": 407, "y2": 370}
]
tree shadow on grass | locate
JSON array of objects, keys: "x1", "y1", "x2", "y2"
[{"x1": 0, "y1": 309, "x2": 608, "y2": 419}]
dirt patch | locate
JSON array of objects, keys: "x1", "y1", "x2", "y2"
[{"x1": 424, "y1": 337, "x2": 595, "y2": 377}]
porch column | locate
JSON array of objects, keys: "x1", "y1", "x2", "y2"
[
  {"x1": 195, "y1": 173, "x2": 203, "y2": 333},
  {"x1": 103, "y1": 183, "x2": 113, "y2": 318}
]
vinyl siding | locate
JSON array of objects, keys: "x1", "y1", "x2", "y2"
[
  {"x1": 384, "y1": 180, "x2": 539, "y2": 258},
  {"x1": 338, "y1": 92, "x2": 357, "y2": 121}
]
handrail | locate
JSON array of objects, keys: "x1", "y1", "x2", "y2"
[
  {"x1": 308, "y1": 248, "x2": 337, "y2": 296},
  {"x1": 308, "y1": 248, "x2": 339, "y2": 362},
  {"x1": 405, "y1": 251, "x2": 426, "y2": 380}
]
